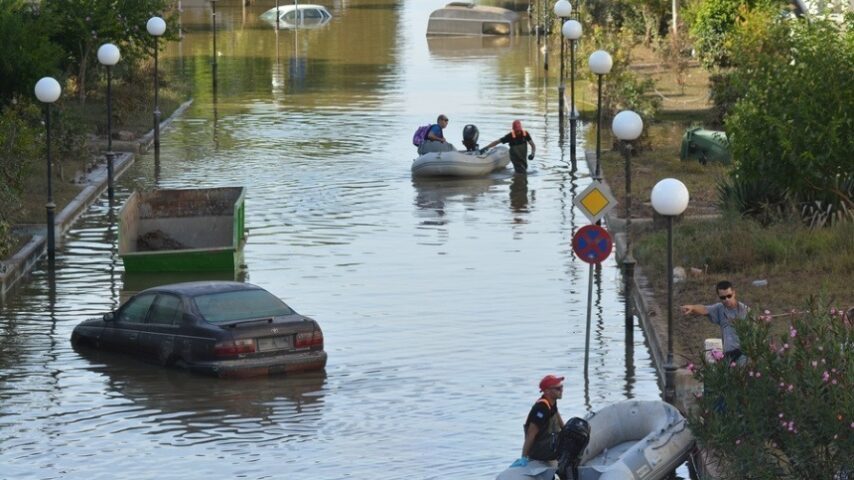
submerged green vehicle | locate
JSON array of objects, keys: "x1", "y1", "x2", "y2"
[{"x1": 119, "y1": 187, "x2": 246, "y2": 273}]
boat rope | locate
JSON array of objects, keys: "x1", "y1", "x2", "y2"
[{"x1": 650, "y1": 420, "x2": 687, "y2": 450}]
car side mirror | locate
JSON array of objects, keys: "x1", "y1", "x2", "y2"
[{"x1": 103, "y1": 312, "x2": 115, "y2": 322}]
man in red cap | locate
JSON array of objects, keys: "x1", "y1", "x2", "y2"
[
  {"x1": 510, "y1": 374, "x2": 566, "y2": 468},
  {"x1": 480, "y1": 120, "x2": 537, "y2": 174}
]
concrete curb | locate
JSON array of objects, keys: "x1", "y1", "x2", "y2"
[
  {"x1": 0, "y1": 153, "x2": 134, "y2": 303},
  {"x1": 0, "y1": 99, "x2": 193, "y2": 303}
]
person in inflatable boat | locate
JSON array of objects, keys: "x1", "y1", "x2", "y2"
[
  {"x1": 418, "y1": 114, "x2": 456, "y2": 155},
  {"x1": 510, "y1": 374, "x2": 566, "y2": 467},
  {"x1": 480, "y1": 120, "x2": 536, "y2": 174}
]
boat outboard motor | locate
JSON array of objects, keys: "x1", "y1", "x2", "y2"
[
  {"x1": 556, "y1": 417, "x2": 591, "y2": 480},
  {"x1": 462, "y1": 124, "x2": 480, "y2": 152}
]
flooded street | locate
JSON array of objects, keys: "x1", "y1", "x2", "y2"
[{"x1": 0, "y1": 1, "x2": 687, "y2": 478}]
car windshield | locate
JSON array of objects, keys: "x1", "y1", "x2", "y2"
[{"x1": 193, "y1": 289, "x2": 294, "y2": 324}]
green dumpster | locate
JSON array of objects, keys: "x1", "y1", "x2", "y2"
[{"x1": 680, "y1": 127, "x2": 731, "y2": 165}]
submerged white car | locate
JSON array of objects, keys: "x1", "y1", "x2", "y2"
[{"x1": 261, "y1": 4, "x2": 332, "y2": 29}]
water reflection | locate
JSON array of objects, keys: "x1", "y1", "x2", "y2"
[
  {"x1": 73, "y1": 347, "x2": 327, "y2": 432},
  {"x1": 509, "y1": 173, "x2": 530, "y2": 213},
  {"x1": 412, "y1": 175, "x2": 506, "y2": 219},
  {"x1": 427, "y1": 35, "x2": 514, "y2": 60},
  {"x1": 120, "y1": 270, "x2": 245, "y2": 304}
]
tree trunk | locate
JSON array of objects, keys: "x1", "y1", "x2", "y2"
[{"x1": 77, "y1": 44, "x2": 90, "y2": 104}]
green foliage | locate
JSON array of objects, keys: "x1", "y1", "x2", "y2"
[
  {"x1": 689, "y1": 0, "x2": 745, "y2": 69},
  {"x1": 581, "y1": 26, "x2": 662, "y2": 123},
  {"x1": 0, "y1": 101, "x2": 42, "y2": 256},
  {"x1": 42, "y1": 0, "x2": 176, "y2": 102},
  {"x1": 0, "y1": 0, "x2": 63, "y2": 103},
  {"x1": 723, "y1": 18, "x2": 854, "y2": 226},
  {"x1": 579, "y1": 0, "x2": 671, "y2": 42},
  {"x1": 687, "y1": 300, "x2": 853, "y2": 479}
]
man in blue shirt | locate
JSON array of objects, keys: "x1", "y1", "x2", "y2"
[{"x1": 417, "y1": 114, "x2": 455, "y2": 155}]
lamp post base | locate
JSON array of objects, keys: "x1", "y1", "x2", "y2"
[
  {"x1": 106, "y1": 152, "x2": 114, "y2": 201},
  {"x1": 153, "y1": 109, "x2": 162, "y2": 156},
  {"x1": 46, "y1": 201, "x2": 56, "y2": 266},
  {"x1": 664, "y1": 353, "x2": 677, "y2": 404},
  {"x1": 623, "y1": 256, "x2": 635, "y2": 329}
]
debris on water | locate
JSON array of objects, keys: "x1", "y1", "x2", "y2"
[{"x1": 137, "y1": 230, "x2": 187, "y2": 251}]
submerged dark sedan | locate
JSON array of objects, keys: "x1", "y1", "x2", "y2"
[{"x1": 71, "y1": 281, "x2": 327, "y2": 378}]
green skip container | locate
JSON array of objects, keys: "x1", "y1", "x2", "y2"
[
  {"x1": 119, "y1": 187, "x2": 246, "y2": 273},
  {"x1": 680, "y1": 127, "x2": 731, "y2": 165}
]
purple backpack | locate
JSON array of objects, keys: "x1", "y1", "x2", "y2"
[{"x1": 412, "y1": 124, "x2": 432, "y2": 147}]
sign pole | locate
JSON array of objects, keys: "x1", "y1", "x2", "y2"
[{"x1": 584, "y1": 261, "x2": 593, "y2": 375}]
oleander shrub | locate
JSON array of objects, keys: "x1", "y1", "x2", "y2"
[{"x1": 687, "y1": 299, "x2": 853, "y2": 479}]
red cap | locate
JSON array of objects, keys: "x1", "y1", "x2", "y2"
[
  {"x1": 512, "y1": 120, "x2": 523, "y2": 131},
  {"x1": 539, "y1": 374, "x2": 565, "y2": 391}
]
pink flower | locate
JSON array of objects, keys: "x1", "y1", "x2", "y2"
[
  {"x1": 811, "y1": 360, "x2": 818, "y2": 368},
  {"x1": 755, "y1": 371, "x2": 762, "y2": 378},
  {"x1": 729, "y1": 361, "x2": 737, "y2": 368},
  {"x1": 830, "y1": 307, "x2": 837, "y2": 315},
  {"x1": 687, "y1": 363, "x2": 696, "y2": 373},
  {"x1": 789, "y1": 327, "x2": 797, "y2": 337},
  {"x1": 778, "y1": 413, "x2": 784, "y2": 418},
  {"x1": 711, "y1": 349, "x2": 724, "y2": 361},
  {"x1": 749, "y1": 371, "x2": 754, "y2": 377},
  {"x1": 783, "y1": 343, "x2": 790, "y2": 349},
  {"x1": 787, "y1": 384, "x2": 794, "y2": 392},
  {"x1": 735, "y1": 439, "x2": 741, "y2": 445},
  {"x1": 764, "y1": 309, "x2": 771, "y2": 315},
  {"x1": 822, "y1": 371, "x2": 830, "y2": 382}
]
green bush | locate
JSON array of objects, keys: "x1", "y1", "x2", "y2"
[
  {"x1": 723, "y1": 17, "x2": 854, "y2": 226},
  {"x1": 0, "y1": 101, "x2": 42, "y2": 257},
  {"x1": 0, "y1": 0, "x2": 63, "y2": 103},
  {"x1": 687, "y1": 299, "x2": 853, "y2": 479}
]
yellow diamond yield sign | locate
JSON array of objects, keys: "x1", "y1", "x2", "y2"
[{"x1": 573, "y1": 180, "x2": 617, "y2": 224}]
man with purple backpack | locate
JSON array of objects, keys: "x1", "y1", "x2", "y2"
[{"x1": 415, "y1": 114, "x2": 455, "y2": 155}]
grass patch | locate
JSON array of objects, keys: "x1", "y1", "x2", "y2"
[{"x1": 634, "y1": 215, "x2": 854, "y2": 361}]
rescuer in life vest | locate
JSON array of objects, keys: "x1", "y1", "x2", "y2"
[{"x1": 480, "y1": 120, "x2": 536, "y2": 174}]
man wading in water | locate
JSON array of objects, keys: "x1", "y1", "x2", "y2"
[{"x1": 481, "y1": 120, "x2": 537, "y2": 174}]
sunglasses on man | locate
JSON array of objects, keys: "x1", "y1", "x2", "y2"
[{"x1": 719, "y1": 294, "x2": 733, "y2": 300}]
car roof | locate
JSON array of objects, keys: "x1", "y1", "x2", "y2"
[
  {"x1": 141, "y1": 281, "x2": 264, "y2": 297},
  {"x1": 265, "y1": 4, "x2": 329, "y2": 13}
]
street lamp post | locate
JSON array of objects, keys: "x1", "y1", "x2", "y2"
[
  {"x1": 562, "y1": 19, "x2": 581, "y2": 166},
  {"x1": 147, "y1": 17, "x2": 166, "y2": 157},
  {"x1": 651, "y1": 178, "x2": 690, "y2": 404},
  {"x1": 97, "y1": 43, "x2": 120, "y2": 201},
  {"x1": 34, "y1": 77, "x2": 62, "y2": 267},
  {"x1": 211, "y1": 0, "x2": 219, "y2": 86},
  {"x1": 588, "y1": 50, "x2": 612, "y2": 181},
  {"x1": 612, "y1": 110, "x2": 643, "y2": 329},
  {"x1": 553, "y1": 0, "x2": 571, "y2": 122}
]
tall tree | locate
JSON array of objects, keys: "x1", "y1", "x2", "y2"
[{"x1": 42, "y1": 0, "x2": 174, "y2": 103}]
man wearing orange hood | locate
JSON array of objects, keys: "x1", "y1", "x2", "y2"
[{"x1": 481, "y1": 120, "x2": 537, "y2": 174}]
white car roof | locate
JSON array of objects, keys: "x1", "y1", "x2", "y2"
[{"x1": 264, "y1": 4, "x2": 329, "y2": 14}]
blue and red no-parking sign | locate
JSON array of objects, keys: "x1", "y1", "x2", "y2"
[{"x1": 571, "y1": 225, "x2": 613, "y2": 264}]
